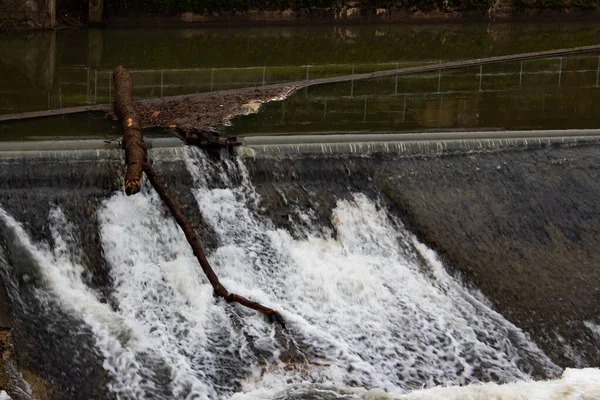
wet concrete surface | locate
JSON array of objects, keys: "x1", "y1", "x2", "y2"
[
  {"x1": 1, "y1": 141, "x2": 599, "y2": 397},
  {"x1": 0, "y1": 151, "x2": 214, "y2": 399},
  {"x1": 244, "y1": 142, "x2": 600, "y2": 368}
]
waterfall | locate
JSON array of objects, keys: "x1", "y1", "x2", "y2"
[{"x1": 1, "y1": 147, "x2": 598, "y2": 399}]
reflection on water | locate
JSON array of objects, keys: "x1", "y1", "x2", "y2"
[
  {"x1": 226, "y1": 54, "x2": 600, "y2": 135},
  {"x1": 0, "y1": 112, "x2": 116, "y2": 141},
  {"x1": 1, "y1": 23, "x2": 600, "y2": 115}
]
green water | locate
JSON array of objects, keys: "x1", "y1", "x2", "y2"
[
  {"x1": 227, "y1": 54, "x2": 600, "y2": 135},
  {"x1": 1, "y1": 22, "x2": 600, "y2": 137}
]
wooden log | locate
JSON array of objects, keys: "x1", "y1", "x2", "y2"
[
  {"x1": 144, "y1": 163, "x2": 285, "y2": 326},
  {"x1": 89, "y1": 0, "x2": 104, "y2": 25},
  {"x1": 113, "y1": 65, "x2": 146, "y2": 196},
  {"x1": 181, "y1": 129, "x2": 243, "y2": 149},
  {"x1": 112, "y1": 65, "x2": 284, "y2": 325}
]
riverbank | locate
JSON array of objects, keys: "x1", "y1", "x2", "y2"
[
  {"x1": 3, "y1": 0, "x2": 600, "y2": 32},
  {"x1": 104, "y1": 4, "x2": 600, "y2": 27}
]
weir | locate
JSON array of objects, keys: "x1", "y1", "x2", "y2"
[
  {"x1": 2, "y1": 21, "x2": 600, "y2": 399},
  {"x1": 0, "y1": 132, "x2": 599, "y2": 398}
]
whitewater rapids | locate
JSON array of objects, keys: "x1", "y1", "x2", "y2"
[{"x1": 0, "y1": 148, "x2": 598, "y2": 399}]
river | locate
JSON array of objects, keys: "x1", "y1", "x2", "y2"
[{"x1": 0, "y1": 22, "x2": 599, "y2": 399}]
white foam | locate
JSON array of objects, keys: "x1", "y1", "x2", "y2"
[
  {"x1": 584, "y1": 321, "x2": 600, "y2": 340},
  {"x1": 231, "y1": 368, "x2": 600, "y2": 400},
  {"x1": 396, "y1": 368, "x2": 600, "y2": 400},
  {"x1": 184, "y1": 149, "x2": 559, "y2": 394},
  {"x1": 0, "y1": 200, "x2": 247, "y2": 399},
  {"x1": 0, "y1": 149, "x2": 584, "y2": 400},
  {"x1": 0, "y1": 206, "x2": 154, "y2": 398},
  {"x1": 0, "y1": 391, "x2": 11, "y2": 400}
]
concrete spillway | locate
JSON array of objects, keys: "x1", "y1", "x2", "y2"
[
  {"x1": 0, "y1": 131, "x2": 599, "y2": 399},
  {"x1": 240, "y1": 129, "x2": 600, "y2": 156},
  {"x1": 1, "y1": 129, "x2": 600, "y2": 158}
]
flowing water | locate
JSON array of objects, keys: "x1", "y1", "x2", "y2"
[{"x1": 2, "y1": 148, "x2": 599, "y2": 399}]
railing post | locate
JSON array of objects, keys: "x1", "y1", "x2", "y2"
[
  {"x1": 395, "y1": 62, "x2": 399, "y2": 95},
  {"x1": 519, "y1": 61, "x2": 523, "y2": 88},
  {"x1": 108, "y1": 71, "x2": 112, "y2": 103},
  {"x1": 87, "y1": 67, "x2": 90, "y2": 104},
  {"x1": 210, "y1": 68, "x2": 214, "y2": 92},
  {"x1": 596, "y1": 56, "x2": 600, "y2": 87},
  {"x1": 94, "y1": 70, "x2": 98, "y2": 104},
  {"x1": 437, "y1": 60, "x2": 442, "y2": 93},
  {"x1": 262, "y1": 66, "x2": 266, "y2": 86},
  {"x1": 48, "y1": 0, "x2": 56, "y2": 28},
  {"x1": 363, "y1": 97, "x2": 367, "y2": 122},
  {"x1": 402, "y1": 94, "x2": 407, "y2": 122},
  {"x1": 160, "y1": 70, "x2": 164, "y2": 98},
  {"x1": 558, "y1": 57, "x2": 563, "y2": 86},
  {"x1": 479, "y1": 65, "x2": 483, "y2": 92},
  {"x1": 89, "y1": 0, "x2": 104, "y2": 25},
  {"x1": 351, "y1": 64, "x2": 355, "y2": 97}
]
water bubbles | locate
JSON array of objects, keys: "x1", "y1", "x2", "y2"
[{"x1": 0, "y1": 150, "x2": 566, "y2": 399}]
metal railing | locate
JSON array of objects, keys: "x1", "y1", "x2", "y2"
[
  {"x1": 58, "y1": 61, "x2": 431, "y2": 105},
  {"x1": 2, "y1": 54, "x2": 599, "y2": 116},
  {"x1": 53, "y1": 55, "x2": 600, "y2": 109}
]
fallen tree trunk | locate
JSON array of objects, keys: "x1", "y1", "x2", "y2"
[
  {"x1": 179, "y1": 129, "x2": 242, "y2": 149},
  {"x1": 113, "y1": 65, "x2": 284, "y2": 326},
  {"x1": 144, "y1": 164, "x2": 284, "y2": 326},
  {"x1": 113, "y1": 65, "x2": 146, "y2": 196}
]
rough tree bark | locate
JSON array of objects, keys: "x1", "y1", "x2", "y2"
[
  {"x1": 113, "y1": 65, "x2": 146, "y2": 196},
  {"x1": 144, "y1": 164, "x2": 284, "y2": 325},
  {"x1": 113, "y1": 66, "x2": 284, "y2": 326}
]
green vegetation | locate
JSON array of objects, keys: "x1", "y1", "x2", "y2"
[
  {"x1": 105, "y1": 0, "x2": 340, "y2": 14},
  {"x1": 105, "y1": 0, "x2": 513, "y2": 15},
  {"x1": 569, "y1": 0, "x2": 599, "y2": 7},
  {"x1": 465, "y1": 0, "x2": 494, "y2": 9},
  {"x1": 513, "y1": 0, "x2": 566, "y2": 8},
  {"x1": 514, "y1": 0, "x2": 599, "y2": 8}
]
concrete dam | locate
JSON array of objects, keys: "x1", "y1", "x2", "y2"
[
  {"x1": 0, "y1": 132, "x2": 599, "y2": 399},
  {"x1": 1, "y1": 24, "x2": 600, "y2": 400}
]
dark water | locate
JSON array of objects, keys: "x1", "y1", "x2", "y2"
[
  {"x1": 226, "y1": 54, "x2": 600, "y2": 135},
  {"x1": 0, "y1": 112, "x2": 116, "y2": 141},
  {"x1": 1, "y1": 22, "x2": 600, "y2": 117}
]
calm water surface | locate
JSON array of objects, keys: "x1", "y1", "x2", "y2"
[{"x1": 1, "y1": 22, "x2": 600, "y2": 136}]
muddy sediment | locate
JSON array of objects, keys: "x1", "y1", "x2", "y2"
[
  {"x1": 135, "y1": 87, "x2": 295, "y2": 134},
  {"x1": 244, "y1": 142, "x2": 600, "y2": 368}
]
